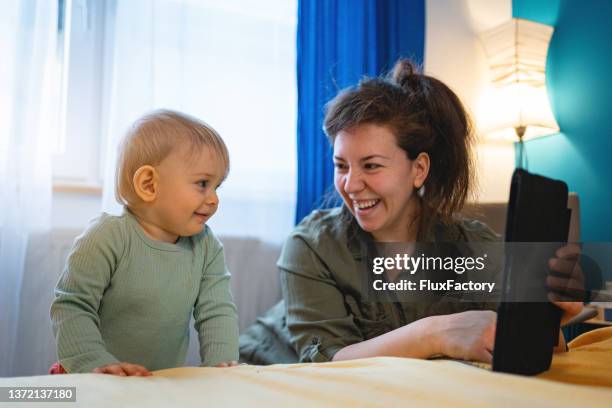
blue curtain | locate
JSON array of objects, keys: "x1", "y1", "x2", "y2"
[{"x1": 296, "y1": 0, "x2": 425, "y2": 224}]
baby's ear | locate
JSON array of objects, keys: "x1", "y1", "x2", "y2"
[{"x1": 132, "y1": 165, "x2": 158, "y2": 202}]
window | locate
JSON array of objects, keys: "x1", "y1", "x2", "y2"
[
  {"x1": 52, "y1": 0, "x2": 297, "y2": 242},
  {"x1": 52, "y1": 0, "x2": 106, "y2": 188}
]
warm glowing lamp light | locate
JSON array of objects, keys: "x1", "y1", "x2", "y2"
[{"x1": 479, "y1": 18, "x2": 560, "y2": 168}]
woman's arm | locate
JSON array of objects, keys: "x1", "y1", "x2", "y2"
[
  {"x1": 279, "y1": 234, "x2": 364, "y2": 363},
  {"x1": 280, "y1": 224, "x2": 499, "y2": 364},
  {"x1": 332, "y1": 314, "x2": 439, "y2": 361},
  {"x1": 333, "y1": 310, "x2": 497, "y2": 363}
]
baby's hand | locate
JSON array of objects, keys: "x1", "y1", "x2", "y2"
[
  {"x1": 215, "y1": 361, "x2": 238, "y2": 368},
  {"x1": 93, "y1": 362, "x2": 152, "y2": 376}
]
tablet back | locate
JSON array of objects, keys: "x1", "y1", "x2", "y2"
[{"x1": 492, "y1": 169, "x2": 571, "y2": 375}]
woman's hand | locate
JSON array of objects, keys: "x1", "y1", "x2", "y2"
[
  {"x1": 547, "y1": 243, "x2": 584, "y2": 325},
  {"x1": 93, "y1": 362, "x2": 152, "y2": 376},
  {"x1": 434, "y1": 310, "x2": 497, "y2": 364}
]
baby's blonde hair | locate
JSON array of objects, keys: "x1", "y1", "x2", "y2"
[{"x1": 115, "y1": 109, "x2": 229, "y2": 206}]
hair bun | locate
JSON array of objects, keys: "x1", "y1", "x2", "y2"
[{"x1": 390, "y1": 59, "x2": 420, "y2": 89}]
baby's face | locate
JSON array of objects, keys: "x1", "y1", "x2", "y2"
[{"x1": 152, "y1": 144, "x2": 225, "y2": 240}]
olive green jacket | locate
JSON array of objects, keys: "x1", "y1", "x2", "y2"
[{"x1": 239, "y1": 207, "x2": 501, "y2": 365}]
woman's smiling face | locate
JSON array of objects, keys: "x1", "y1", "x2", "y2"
[{"x1": 333, "y1": 123, "x2": 428, "y2": 242}]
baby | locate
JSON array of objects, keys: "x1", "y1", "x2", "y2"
[{"x1": 51, "y1": 110, "x2": 239, "y2": 375}]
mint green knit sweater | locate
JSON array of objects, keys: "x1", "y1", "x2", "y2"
[{"x1": 51, "y1": 210, "x2": 239, "y2": 373}]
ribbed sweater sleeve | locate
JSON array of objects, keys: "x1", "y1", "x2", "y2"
[
  {"x1": 50, "y1": 215, "x2": 124, "y2": 373},
  {"x1": 193, "y1": 231, "x2": 239, "y2": 366}
]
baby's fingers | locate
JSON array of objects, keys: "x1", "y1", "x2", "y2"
[
  {"x1": 120, "y1": 362, "x2": 151, "y2": 376},
  {"x1": 93, "y1": 364, "x2": 127, "y2": 376},
  {"x1": 215, "y1": 361, "x2": 238, "y2": 368}
]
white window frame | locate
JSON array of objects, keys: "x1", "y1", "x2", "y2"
[{"x1": 52, "y1": 0, "x2": 106, "y2": 193}]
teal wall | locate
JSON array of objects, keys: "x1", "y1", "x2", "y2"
[
  {"x1": 512, "y1": 0, "x2": 560, "y2": 26},
  {"x1": 513, "y1": 0, "x2": 612, "y2": 241}
]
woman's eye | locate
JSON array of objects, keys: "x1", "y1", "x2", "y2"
[
  {"x1": 334, "y1": 162, "x2": 347, "y2": 170},
  {"x1": 364, "y1": 163, "x2": 382, "y2": 170}
]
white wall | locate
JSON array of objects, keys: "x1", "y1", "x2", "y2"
[
  {"x1": 51, "y1": 191, "x2": 101, "y2": 229},
  {"x1": 424, "y1": 0, "x2": 515, "y2": 202}
]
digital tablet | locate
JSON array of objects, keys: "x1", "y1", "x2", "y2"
[{"x1": 492, "y1": 169, "x2": 572, "y2": 375}]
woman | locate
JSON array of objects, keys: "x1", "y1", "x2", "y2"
[{"x1": 239, "y1": 60, "x2": 581, "y2": 365}]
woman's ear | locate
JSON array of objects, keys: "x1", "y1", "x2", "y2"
[
  {"x1": 132, "y1": 165, "x2": 158, "y2": 203},
  {"x1": 412, "y1": 152, "x2": 430, "y2": 189}
]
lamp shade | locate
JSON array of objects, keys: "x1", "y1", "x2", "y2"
[{"x1": 479, "y1": 18, "x2": 559, "y2": 141}]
